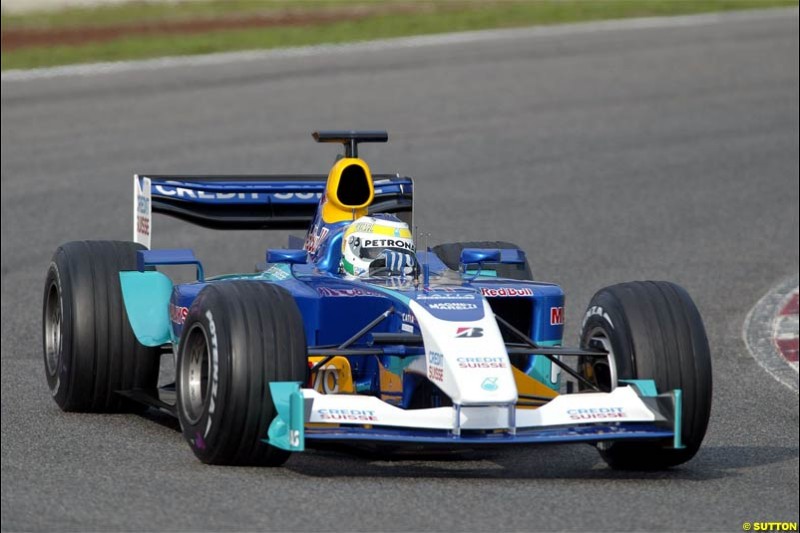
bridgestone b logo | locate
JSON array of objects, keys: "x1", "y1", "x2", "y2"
[{"x1": 455, "y1": 327, "x2": 483, "y2": 338}]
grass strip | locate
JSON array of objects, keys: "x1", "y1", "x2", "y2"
[{"x1": 2, "y1": 0, "x2": 795, "y2": 71}]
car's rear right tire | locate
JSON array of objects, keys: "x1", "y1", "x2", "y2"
[{"x1": 432, "y1": 241, "x2": 533, "y2": 280}]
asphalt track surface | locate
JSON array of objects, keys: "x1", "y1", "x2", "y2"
[{"x1": 2, "y1": 9, "x2": 798, "y2": 532}]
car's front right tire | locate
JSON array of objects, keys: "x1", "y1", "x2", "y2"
[{"x1": 580, "y1": 281, "x2": 713, "y2": 470}]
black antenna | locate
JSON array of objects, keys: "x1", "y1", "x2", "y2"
[{"x1": 312, "y1": 130, "x2": 388, "y2": 158}]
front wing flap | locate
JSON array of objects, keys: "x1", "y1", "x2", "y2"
[{"x1": 266, "y1": 382, "x2": 681, "y2": 452}]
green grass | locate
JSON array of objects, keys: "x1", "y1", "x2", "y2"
[
  {"x1": 2, "y1": 0, "x2": 796, "y2": 71},
  {"x1": 2, "y1": 1, "x2": 372, "y2": 29}
]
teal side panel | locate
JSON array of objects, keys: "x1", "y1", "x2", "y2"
[
  {"x1": 528, "y1": 340, "x2": 561, "y2": 392},
  {"x1": 266, "y1": 382, "x2": 305, "y2": 452},
  {"x1": 119, "y1": 271, "x2": 173, "y2": 347}
]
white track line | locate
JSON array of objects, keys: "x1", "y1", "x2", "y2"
[
  {"x1": 743, "y1": 276, "x2": 799, "y2": 393},
  {"x1": 2, "y1": 7, "x2": 797, "y2": 82}
]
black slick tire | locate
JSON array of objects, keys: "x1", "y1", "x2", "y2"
[
  {"x1": 42, "y1": 241, "x2": 160, "y2": 412},
  {"x1": 580, "y1": 281, "x2": 713, "y2": 470},
  {"x1": 175, "y1": 281, "x2": 307, "y2": 466}
]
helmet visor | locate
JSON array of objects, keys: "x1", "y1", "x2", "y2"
[{"x1": 360, "y1": 246, "x2": 412, "y2": 260}]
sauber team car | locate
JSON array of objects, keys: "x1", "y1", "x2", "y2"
[{"x1": 42, "y1": 131, "x2": 712, "y2": 470}]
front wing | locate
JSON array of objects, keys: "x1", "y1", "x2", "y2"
[{"x1": 266, "y1": 381, "x2": 682, "y2": 452}]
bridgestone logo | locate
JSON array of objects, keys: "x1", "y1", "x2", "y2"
[
  {"x1": 583, "y1": 305, "x2": 614, "y2": 329},
  {"x1": 204, "y1": 310, "x2": 220, "y2": 439}
]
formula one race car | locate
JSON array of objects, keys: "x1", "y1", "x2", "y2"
[{"x1": 42, "y1": 130, "x2": 712, "y2": 470}]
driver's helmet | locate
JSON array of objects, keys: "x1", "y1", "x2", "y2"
[{"x1": 341, "y1": 215, "x2": 416, "y2": 277}]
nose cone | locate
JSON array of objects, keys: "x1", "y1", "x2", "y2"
[{"x1": 409, "y1": 297, "x2": 518, "y2": 405}]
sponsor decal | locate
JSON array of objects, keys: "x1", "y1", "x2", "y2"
[
  {"x1": 154, "y1": 183, "x2": 262, "y2": 200},
  {"x1": 152, "y1": 182, "x2": 322, "y2": 202},
  {"x1": 362, "y1": 238, "x2": 414, "y2": 251},
  {"x1": 312, "y1": 367, "x2": 340, "y2": 394},
  {"x1": 422, "y1": 287, "x2": 463, "y2": 293},
  {"x1": 136, "y1": 215, "x2": 150, "y2": 240},
  {"x1": 289, "y1": 429, "x2": 301, "y2": 448},
  {"x1": 273, "y1": 192, "x2": 323, "y2": 201},
  {"x1": 417, "y1": 293, "x2": 476, "y2": 301},
  {"x1": 136, "y1": 191, "x2": 150, "y2": 240},
  {"x1": 566, "y1": 407, "x2": 626, "y2": 420},
  {"x1": 582, "y1": 305, "x2": 614, "y2": 329},
  {"x1": 203, "y1": 310, "x2": 220, "y2": 439},
  {"x1": 169, "y1": 303, "x2": 189, "y2": 325},
  {"x1": 136, "y1": 192, "x2": 150, "y2": 216},
  {"x1": 428, "y1": 302, "x2": 479, "y2": 311},
  {"x1": 457, "y1": 356, "x2": 507, "y2": 369},
  {"x1": 455, "y1": 327, "x2": 483, "y2": 338},
  {"x1": 134, "y1": 176, "x2": 152, "y2": 248},
  {"x1": 264, "y1": 265, "x2": 291, "y2": 281},
  {"x1": 401, "y1": 312, "x2": 416, "y2": 324},
  {"x1": 480, "y1": 287, "x2": 534, "y2": 297},
  {"x1": 428, "y1": 366, "x2": 444, "y2": 382},
  {"x1": 350, "y1": 221, "x2": 374, "y2": 233},
  {"x1": 481, "y1": 377, "x2": 499, "y2": 391},
  {"x1": 316, "y1": 286, "x2": 382, "y2": 297},
  {"x1": 304, "y1": 226, "x2": 329, "y2": 254},
  {"x1": 317, "y1": 409, "x2": 377, "y2": 422},
  {"x1": 550, "y1": 306, "x2": 565, "y2": 326},
  {"x1": 427, "y1": 351, "x2": 444, "y2": 382}
]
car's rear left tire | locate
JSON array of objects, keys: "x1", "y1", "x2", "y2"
[
  {"x1": 42, "y1": 241, "x2": 160, "y2": 412},
  {"x1": 580, "y1": 281, "x2": 713, "y2": 470},
  {"x1": 176, "y1": 281, "x2": 307, "y2": 466}
]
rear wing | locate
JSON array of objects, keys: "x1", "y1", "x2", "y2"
[{"x1": 133, "y1": 174, "x2": 413, "y2": 248}]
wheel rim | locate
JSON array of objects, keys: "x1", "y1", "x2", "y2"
[
  {"x1": 180, "y1": 324, "x2": 211, "y2": 425},
  {"x1": 44, "y1": 281, "x2": 62, "y2": 377},
  {"x1": 585, "y1": 327, "x2": 618, "y2": 392}
]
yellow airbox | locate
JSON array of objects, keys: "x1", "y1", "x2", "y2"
[{"x1": 321, "y1": 158, "x2": 374, "y2": 224}]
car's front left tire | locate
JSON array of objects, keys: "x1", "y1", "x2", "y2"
[{"x1": 175, "y1": 281, "x2": 307, "y2": 466}]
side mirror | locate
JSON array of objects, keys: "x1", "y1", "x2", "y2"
[
  {"x1": 267, "y1": 249, "x2": 307, "y2": 265},
  {"x1": 460, "y1": 248, "x2": 502, "y2": 265},
  {"x1": 137, "y1": 248, "x2": 204, "y2": 281}
]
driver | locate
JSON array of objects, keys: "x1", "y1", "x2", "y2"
[{"x1": 341, "y1": 215, "x2": 417, "y2": 278}]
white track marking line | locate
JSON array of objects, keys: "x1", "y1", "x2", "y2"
[
  {"x1": 2, "y1": 7, "x2": 797, "y2": 82},
  {"x1": 743, "y1": 276, "x2": 799, "y2": 393}
]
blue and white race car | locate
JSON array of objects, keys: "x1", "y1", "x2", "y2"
[{"x1": 42, "y1": 131, "x2": 712, "y2": 470}]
